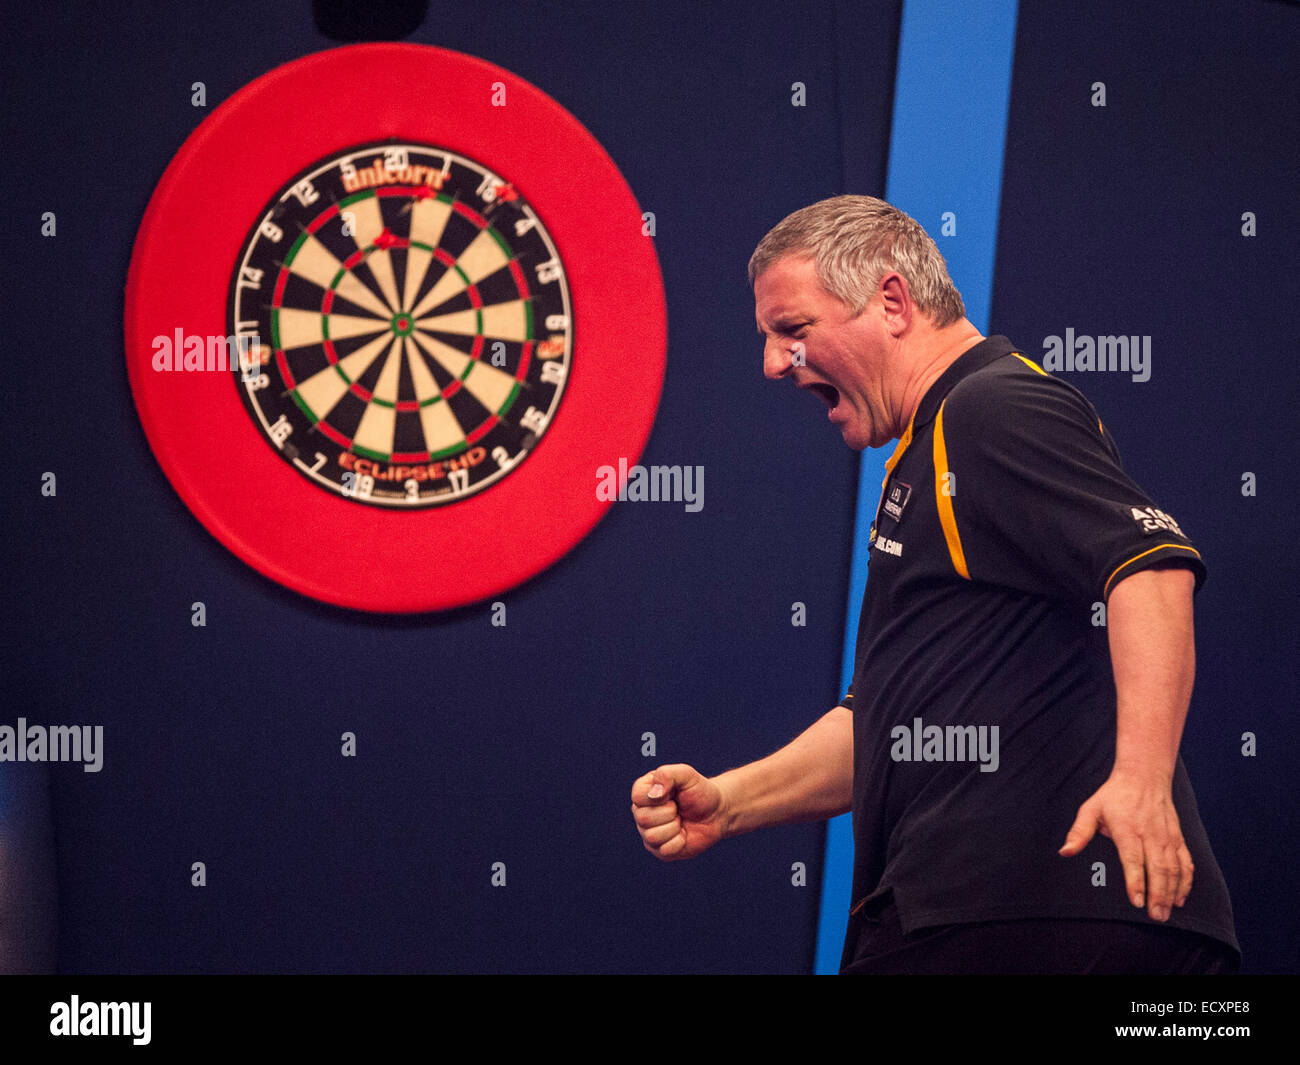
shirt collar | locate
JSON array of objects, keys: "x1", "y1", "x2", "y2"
[{"x1": 910, "y1": 334, "x2": 1018, "y2": 431}]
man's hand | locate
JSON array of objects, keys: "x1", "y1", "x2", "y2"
[
  {"x1": 1059, "y1": 768, "x2": 1193, "y2": 922},
  {"x1": 1063, "y1": 565, "x2": 1199, "y2": 923},
  {"x1": 629, "y1": 706, "x2": 853, "y2": 861},
  {"x1": 630, "y1": 764, "x2": 727, "y2": 861}
]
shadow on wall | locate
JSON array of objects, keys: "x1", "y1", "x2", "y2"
[{"x1": 0, "y1": 764, "x2": 57, "y2": 973}]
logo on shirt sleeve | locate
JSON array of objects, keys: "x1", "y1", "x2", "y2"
[
  {"x1": 1130, "y1": 505, "x2": 1186, "y2": 537},
  {"x1": 883, "y1": 479, "x2": 912, "y2": 521}
]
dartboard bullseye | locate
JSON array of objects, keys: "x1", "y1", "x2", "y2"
[
  {"x1": 125, "y1": 44, "x2": 666, "y2": 612},
  {"x1": 231, "y1": 142, "x2": 572, "y2": 508}
]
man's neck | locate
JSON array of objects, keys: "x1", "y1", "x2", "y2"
[{"x1": 891, "y1": 319, "x2": 985, "y2": 437}]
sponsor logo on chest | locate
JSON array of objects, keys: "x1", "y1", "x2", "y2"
[
  {"x1": 872, "y1": 534, "x2": 903, "y2": 557},
  {"x1": 883, "y1": 479, "x2": 912, "y2": 521}
]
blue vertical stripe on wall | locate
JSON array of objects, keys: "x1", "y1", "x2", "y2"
[{"x1": 814, "y1": 0, "x2": 1019, "y2": 974}]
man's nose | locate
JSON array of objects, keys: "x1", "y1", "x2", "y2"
[{"x1": 763, "y1": 337, "x2": 793, "y2": 380}]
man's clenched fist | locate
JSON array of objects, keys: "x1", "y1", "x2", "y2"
[{"x1": 630, "y1": 764, "x2": 727, "y2": 861}]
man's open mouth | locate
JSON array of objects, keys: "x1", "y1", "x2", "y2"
[{"x1": 807, "y1": 382, "x2": 840, "y2": 410}]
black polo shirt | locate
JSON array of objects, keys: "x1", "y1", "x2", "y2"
[{"x1": 838, "y1": 334, "x2": 1238, "y2": 959}]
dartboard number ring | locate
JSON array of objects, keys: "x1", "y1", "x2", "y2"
[{"x1": 229, "y1": 140, "x2": 573, "y2": 509}]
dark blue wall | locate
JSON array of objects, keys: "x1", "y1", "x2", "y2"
[
  {"x1": 994, "y1": 0, "x2": 1298, "y2": 975},
  {"x1": 2, "y1": 0, "x2": 1294, "y2": 974}
]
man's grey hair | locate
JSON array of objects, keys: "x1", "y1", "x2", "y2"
[{"x1": 748, "y1": 195, "x2": 965, "y2": 328}]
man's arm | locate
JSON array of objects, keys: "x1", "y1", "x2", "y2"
[
  {"x1": 716, "y1": 704, "x2": 855, "y2": 835},
  {"x1": 631, "y1": 705, "x2": 853, "y2": 861},
  {"x1": 1059, "y1": 564, "x2": 1197, "y2": 921}
]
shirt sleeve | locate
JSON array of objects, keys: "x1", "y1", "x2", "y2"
[{"x1": 938, "y1": 365, "x2": 1206, "y2": 605}]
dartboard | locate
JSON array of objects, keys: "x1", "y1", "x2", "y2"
[
  {"x1": 125, "y1": 45, "x2": 666, "y2": 612},
  {"x1": 231, "y1": 141, "x2": 573, "y2": 509}
]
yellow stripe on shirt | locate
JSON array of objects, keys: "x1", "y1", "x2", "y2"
[
  {"x1": 933, "y1": 400, "x2": 970, "y2": 579},
  {"x1": 1013, "y1": 352, "x2": 1048, "y2": 376},
  {"x1": 1103, "y1": 544, "x2": 1202, "y2": 598}
]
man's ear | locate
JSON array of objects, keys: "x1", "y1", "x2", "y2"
[{"x1": 877, "y1": 272, "x2": 913, "y2": 335}]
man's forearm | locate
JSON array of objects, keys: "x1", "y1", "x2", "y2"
[
  {"x1": 715, "y1": 705, "x2": 854, "y2": 838},
  {"x1": 1106, "y1": 566, "x2": 1196, "y2": 780}
]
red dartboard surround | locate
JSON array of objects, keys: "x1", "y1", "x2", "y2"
[{"x1": 125, "y1": 44, "x2": 666, "y2": 613}]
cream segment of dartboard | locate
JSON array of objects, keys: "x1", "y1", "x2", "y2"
[
  {"x1": 292, "y1": 332, "x2": 391, "y2": 420},
  {"x1": 286, "y1": 231, "x2": 392, "y2": 319},
  {"x1": 346, "y1": 195, "x2": 402, "y2": 311},
  {"x1": 409, "y1": 228, "x2": 511, "y2": 321},
  {"x1": 276, "y1": 306, "x2": 387, "y2": 350},
  {"x1": 351, "y1": 338, "x2": 406, "y2": 454}
]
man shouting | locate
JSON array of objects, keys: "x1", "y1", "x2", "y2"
[{"x1": 631, "y1": 195, "x2": 1239, "y2": 975}]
